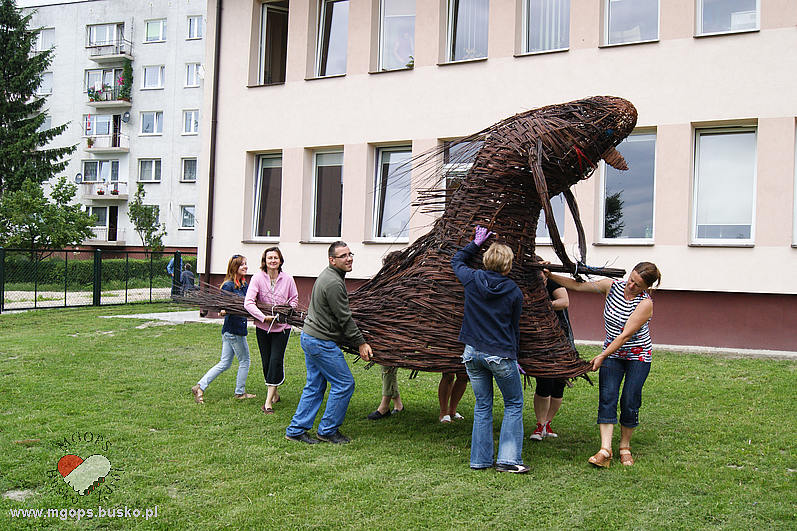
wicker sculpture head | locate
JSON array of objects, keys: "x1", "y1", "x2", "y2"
[{"x1": 347, "y1": 96, "x2": 638, "y2": 378}]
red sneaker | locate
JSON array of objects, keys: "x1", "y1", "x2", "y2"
[
  {"x1": 530, "y1": 423, "x2": 544, "y2": 441},
  {"x1": 543, "y1": 421, "x2": 558, "y2": 438}
]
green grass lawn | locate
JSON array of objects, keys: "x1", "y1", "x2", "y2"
[{"x1": 1, "y1": 304, "x2": 795, "y2": 530}]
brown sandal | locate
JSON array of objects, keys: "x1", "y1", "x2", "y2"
[
  {"x1": 589, "y1": 448, "x2": 612, "y2": 468},
  {"x1": 619, "y1": 447, "x2": 634, "y2": 466},
  {"x1": 191, "y1": 384, "x2": 204, "y2": 404}
]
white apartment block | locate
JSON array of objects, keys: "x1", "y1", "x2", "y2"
[{"x1": 23, "y1": 0, "x2": 205, "y2": 250}]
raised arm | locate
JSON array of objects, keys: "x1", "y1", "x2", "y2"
[
  {"x1": 591, "y1": 298, "x2": 653, "y2": 371},
  {"x1": 546, "y1": 272, "x2": 612, "y2": 295}
]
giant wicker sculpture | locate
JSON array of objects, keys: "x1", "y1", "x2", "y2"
[{"x1": 179, "y1": 96, "x2": 638, "y2": 379}]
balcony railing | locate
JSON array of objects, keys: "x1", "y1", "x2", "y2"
[
  {"x1": 81, "y1": 181, "x2": 129, "y2": 199},
  {"x1": 88, "y1": 38, "x2": 133, "y2": 60},
  {"x1": 87, "y1": 87, "x2": 131, "y2": 105},
  {"x1": 85, "y1": 133, "x2": 130, "y2": 151},
  {"x1": 87, "y1": 226, "x2": 126, "y2": 244}
]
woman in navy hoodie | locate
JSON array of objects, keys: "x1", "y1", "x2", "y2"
[{"x1": 452, "y1": 226, "x2": 528, "y2": 473}]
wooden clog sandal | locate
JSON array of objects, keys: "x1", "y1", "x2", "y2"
[
  {"x1": 588, "y1": 448, "x2": 612, "y2": 468},
  {"x1": 619, "y1": 447, "x2": 634, "y2": 466}
]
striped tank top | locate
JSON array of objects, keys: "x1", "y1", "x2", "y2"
[{"x1": 603, "y1": 280, "x2": 653, "y2": 362}]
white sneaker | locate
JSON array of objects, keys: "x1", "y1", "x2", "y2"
[{"x1": 440, "y1": 415, "x2": 452, "y2": 423}]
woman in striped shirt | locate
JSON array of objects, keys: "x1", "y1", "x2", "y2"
[{"x1": 547, "y1": 262, "x2": 661, "y2": 468}]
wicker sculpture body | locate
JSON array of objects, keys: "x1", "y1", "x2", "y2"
[{"x1": 345, "y1": 96, "x2": 638, "y2": 378}]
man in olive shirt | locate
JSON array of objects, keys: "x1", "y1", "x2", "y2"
[{"x1": 286, "y1": 241, "x2": 373, "y2": 444}]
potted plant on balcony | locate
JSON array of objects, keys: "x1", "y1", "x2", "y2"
[
  {"x1": 86, "y1": 137, "x2": 95, "y2": 148},
  {"x1": 110, "y1": 184, "x2": 119, "y2": 195},
  {"x1": 96, "y1": 186, "x2": 105, "y2": 195},
  {"x1": 118, "y1": 59, "x2": 133, "y2": 102},
  {"x1": 87, "y1": 86, "x2": 101, "y2": 102}
]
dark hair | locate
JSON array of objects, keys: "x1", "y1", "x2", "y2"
[
  {"x1": 261, "y1": 247, "x2": 284, "y2": 272},
  {"x1": 184, "y1": 263, "x2": 192, "y2": 271},
  {"x1": 633, "y1": 262, "x2": 661, "y2": 289},
  {"x1": 328, "y1": 241, "x2": 348, "y2": 257}
]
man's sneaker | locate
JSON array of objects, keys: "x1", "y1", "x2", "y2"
[
  {"x1": 317, "y1": 430, "x2": 351, "y2": 444},
  {"x1": 495, "y1": 463, "x2": 530, "y2": 474},
  {"x1": 543, "y1": 421, "x2": 558, "y2": 438},
  {"x1": 530, "y1": 422, "x2": 544, "y2": 441},
  {"x1": 285, "y1": 433, "x2": 320, "y2": 444}
]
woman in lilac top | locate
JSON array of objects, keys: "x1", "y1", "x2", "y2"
[{"x1": 245, "y1": 247, "x2": 299, "y2": 414}]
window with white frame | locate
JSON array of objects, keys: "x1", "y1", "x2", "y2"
[
  {"x1": 254, "y1": 155, "x2": 282, "y2": 238},
  {"x1": 36, "y1": 28, "x2": 55, "y2": 51},
  {"x1": 180, "y1": 205, "x2": 196, "y2": 228},
  {"x1": 693, "y1": 129, "x2": 757, "y2": 242},
  {"x1": 604, "y1": 0, "x2": 658, "y2": 45},
  {"x1": 181, "y1": 158, "x2": 197, "y2": 182},
  {"x1": 600, "y1": 133, "x2": 656, "y2": 240},
  {"x1": 524, "y1": 0, "x2": 569, "y2": 53},
  {"x1": 85, "y1": 68, "x2": 122, "y2": 92},
  {"x1": 139, "y1": 159, "x2": 162, "y2": 182},
  {"x1": 443, "y1": 139, "x2": 483, "y2": 204},
  {"x1": 38, "y1": 72, "x2": 53, "y2": 94},
  {"x1": 145, "y1": 19, "x2": 167, "y2": 42},
  {"x1": 82, "y1": 160, "x2": 119, "y2": 182},
  {"x1": 259, "y1": 1, "x2": 289, "y2": 85},
  {"x1": 86, "y1": 206, "x2": 107, "y2": 226},
  {"x1": 374, "y1": 147, "x2": 412, "y2": 239},
  {"x1": 83, "y1": 114, "x2": 112, "y2": 136},
  {"x1": 142, "y1": 65, "x2": 165, "y2": 89},
  {"x1": 536, "y1": 194, "x2": 566, "y2": 242},
  {"x1": 87, "y1": 23, "x2": 121, "y2": 46},
  {"x1": 313, "y1": 151, "x2": 343, "y2": 238},
  {"x1": 187, "y1": 16, "x2": 203, "y2": 39},
  {"x1": 316, "y1": 0, "x2": 349, "y2": 77},
  {"x1": 379, "y1": 0, "x2": 415, "y2": 70},
  {"x1": 140, "y1": 111, "x2": 163, "y2": 135},
  {"x1": 185, "y1": 63, "x2": 201, "y2": 87},
  {"x1": 697, "y1": 0, "x2": 758, "y2": 35},
  {"x1": 39, "y1": 115, "x2": 51, "y2": 132},
  {"x1": 182, "y1": 110, "x2": 199, "y2": 134},
  {"x1": 447, "y1": 0, "x2": 489, "y2": 62}
]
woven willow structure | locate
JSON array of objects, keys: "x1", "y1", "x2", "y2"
[{"x1": 179, "y1": 96, "x2": 638, "y2": 379}]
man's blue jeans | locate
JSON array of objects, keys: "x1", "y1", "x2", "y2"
[
  {"x1": 598, "y1": 357, "x2": 651, "y2": 428},
  {"x1": 462, "y1": 345, "x2": 525, "y2": 469},
  {"x1": 198, "y1": 332, "x2": 250, "y2": 395},
  {"x1": 286, "y1": 333, "x2": 355, "y2": 438}
]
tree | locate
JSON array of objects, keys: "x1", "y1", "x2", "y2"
[
  {"x1": 0, "y1": 0, "x2": 75, "y2": 196},
  {"x1": 0, "y1": 177, "x2": 94, "y2": 258},
  {"x1": 604, "y1": 191, "x2": 625, "y2": 239},
  {"x1": 128, "y1": 183, "x2": 166, "y2": 255}
]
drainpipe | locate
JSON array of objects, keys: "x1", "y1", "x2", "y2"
[{"x1": 203, "y1": 0, "x2": 223, "y2": 286}]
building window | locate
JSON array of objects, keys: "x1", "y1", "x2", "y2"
[
  {"x1": 693, "y1": 129, "x2": 756, "y2": 242},
  {"x1": 140, "y1": 111, "x2": 163, "y2": 135},
  {"x1": 604, "y1": 0, "x2": 658, "y2": 45},
  {"x1": 600, "y1": 133, "x2": 656, "y2": 241},
  {"x1": 315, "y1": 0, "x2": 349, "y2": 77},
  {"x1": 187, "y1": 16, "x2": 203, "y2": 39},
  {"x1": 180, "y1": 206, "x2": 196, "y2": 228},
  {"x1": 313, "y1": 151, "x2": 343, "y2": 238},
  {"x1": 523, "y1": 0, "x2": 569, "y2": 53},
  {"x1": 379, "y1": 0, "x2": 415, "y2": 70},
  {"x1": 181, "y1": 158, "x2": 197, "y2": 182},
  {"x1": 697, "y1": 0, "x2": 758, "y2": 35},
  {"x1": 143, "y1": 65, "x2": 165, "y2": 89},
  {"x1": 374, "y1": 147, "x2": 412, "y2": 239},
  {"x1": 82, "y1": 160, "x2": 119, "y2": 182},
  {"x1": 139, "y1": 159, "x2": 162, "y2": 182},
  {"x1": 259, "y1": 1, "x2": 289, "y2": 85},
  {"x1": 38, "y1": 72, "x2": 53, "y2": 94},
  {"x1": 39, "y1": 115, "x2": 52, "y2": 132},
  {"x1": 83, "y1": 114, "x2": 112, "y2": 136},
  {"x1": 443, "y1": 139, "x2": 482, "y2": 204},
  {"x1": 85, "y1": 67, "x2": 123, "y2": 93},
  {"x1": 145, "y1": 19, "x2": 167, "y2": 43},
  {"x1": 253, "y1": 155, "x2": 282, "y2": 238},
  {"x1": 447, "y1": 0, "x2": 489, "y2": 62},
  {"x1": 182, "y1": 110, "x2": 199, "y2": 135},
  {"x1": 87, "y1": 206, "x2": 107, "y2": 226},
  {"x1": 36, "y1": 28, "x2": 55, "y2": 51},
  {"x1": 185, "y1": 63, "x2": 201, "y2": 87},
  {"x1": 535, "y1": 194, "x2": 566, "y2": 243},
  {"x1": 87, "y1": 23, "x2": 120, "y2": 46}
]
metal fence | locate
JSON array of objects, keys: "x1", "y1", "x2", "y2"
[{"x1": 0, "y1": 248, "x2": 197, "y2": 313}]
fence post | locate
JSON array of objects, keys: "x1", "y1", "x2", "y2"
[
  {"x1": 0, "y1": 247, "x2": 5, "y2": 314},
  {"x1": 93, "y1": 248, "x2": 102, "y2": 306},
  {"x1": 171, "y1": 250, "x2": 182, "y2": 297}
]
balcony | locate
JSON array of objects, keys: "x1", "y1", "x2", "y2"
[
  {"x1": 85, "y1": 133, "x2": 129, "y2": 153},
  {"x1": 87, "y1": 87, "x2": 131, "y2": 108},
  {"x1": 85, "y1": 227, "x2": 126, "y2": 246},
  {"x1": 88, "y1": 39, "x2": 133, "y2": 64},
  {"x1": 81, "y1": 181, "x2": 129, "y2": 201}
]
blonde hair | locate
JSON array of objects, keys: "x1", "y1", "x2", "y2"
[{"x1": 483, "y1": 243, "x2": 514, "y2": 274}]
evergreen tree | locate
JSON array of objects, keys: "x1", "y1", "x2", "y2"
[
  {"x1": 604, "y1": 191, "x2": 625, "y2": 239},
  {"x1": 0, "y1": 0, "x2": 75, "y2": 196}
]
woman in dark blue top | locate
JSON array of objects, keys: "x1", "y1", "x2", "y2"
[
  {"x1": 191, "y1": 255, "x2": 256, "y2": 403},
  {"x1": 452, "y1": 226, "x2": 528, "y2": 473}
]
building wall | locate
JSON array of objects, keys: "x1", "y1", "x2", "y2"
[
  {"x1": 24, "y1": 0, "x2": 205, "y2": 250},
  {"x1": 200, "y1": 0, "x2": 797, "y2": 350}
]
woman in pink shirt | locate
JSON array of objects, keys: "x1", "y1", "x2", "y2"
[{"x1": 244, "y1": 247, "x2": 299, "y2": 414}]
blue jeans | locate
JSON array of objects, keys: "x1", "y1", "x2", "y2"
[
  {"x1": 286, "y1": 333, "x2": 355, "y2": 438},
  {"x1": 198, "y1": 332, "x2": 251, "y2": 395},
  {"x1": 462, "y1": 345, "x2": 525, "y2": 468},
  {"x1": 598, "y1": 357, "x2": 651, "y2": 428}
]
